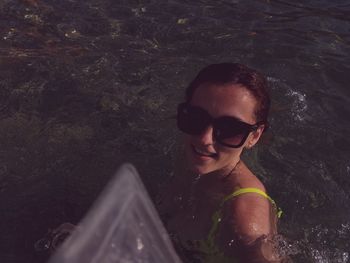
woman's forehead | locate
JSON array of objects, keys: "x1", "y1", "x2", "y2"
[{"x1": 191, "y1": 83, "x2": 257, "y2": 123}]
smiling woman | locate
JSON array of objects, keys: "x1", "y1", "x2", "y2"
[{"x1": 159, "y1": 63, "x2": 284, "y2": 263}]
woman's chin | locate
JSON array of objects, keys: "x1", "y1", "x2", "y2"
[
  {"x1": 187, "y1": 162, "x2": 214, "y2": 175},
  {"x1": 185, "y1": 144, "x2": 218, "y2": 174}
]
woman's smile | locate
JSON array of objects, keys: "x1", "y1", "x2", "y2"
[{"x1": 191, "y1": 144, "x2": 218, "y2": 158}]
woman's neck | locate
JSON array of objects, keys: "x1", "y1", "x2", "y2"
[{"x1": 195, "y1": 159, "x2": 242, "y2": 184}]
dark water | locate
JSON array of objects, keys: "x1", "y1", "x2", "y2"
[{"x1": 0, "y1": 0, "x2": 349, "y2": 262}]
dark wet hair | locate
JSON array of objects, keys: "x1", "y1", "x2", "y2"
[{"x1": 185, "y1": 63, "x2": 270, "y2": 127}]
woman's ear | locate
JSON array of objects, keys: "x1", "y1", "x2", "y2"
[{"x1": 245, "y1": 125, "x2": 265, "y2": 149}]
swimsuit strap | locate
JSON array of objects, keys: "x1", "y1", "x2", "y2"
[{"x1": 223, "y1": 187, "x2": 271, "y2": 203}]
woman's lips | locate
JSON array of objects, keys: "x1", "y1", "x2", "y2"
[{"x1": 191, "y1": 145, "x2": 218, "y2": 158}]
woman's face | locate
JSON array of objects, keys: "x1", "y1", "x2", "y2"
[{"x1": 184, "y1": 83, "x2": 264, "y2": 175}]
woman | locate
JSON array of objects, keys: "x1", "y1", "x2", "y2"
[{"x1": 160, "y1": 63, "x2": 282, "y2": 263}]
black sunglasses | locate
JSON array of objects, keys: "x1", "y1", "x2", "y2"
[{"x1": 177, "y1": 103, "x2": 263, "y2": 148}]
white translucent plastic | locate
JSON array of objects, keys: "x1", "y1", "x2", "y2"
[{"x1": 49, "y1": 164, "x2": 182, "y2": 263}]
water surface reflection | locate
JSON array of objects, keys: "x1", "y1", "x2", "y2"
[{"x1": 0, "y1": 0, "x2": 349, "y2": 262}]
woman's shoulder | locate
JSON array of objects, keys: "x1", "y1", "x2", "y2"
[
  {"x1": 222, "y1": 161, "x2": 274, "y2": 241},
  {"x1": 219, "y1": 163, "x2": 282, "y2": 261}
]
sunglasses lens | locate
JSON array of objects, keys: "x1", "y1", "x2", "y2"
[
  {"x1": 177, "y1": 104, "x2": 209, "y2": 135},
  {"x1": 214, "y1": 118, "x2": 251, "y2": 147}
]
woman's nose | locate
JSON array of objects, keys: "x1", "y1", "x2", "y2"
[{"x1": 196, "y1": 125, "x2": 215, "y2": 145}]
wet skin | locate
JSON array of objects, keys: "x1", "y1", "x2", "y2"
[{"x1": 162, "y1": 83, "x2": 281, "y2": 262}]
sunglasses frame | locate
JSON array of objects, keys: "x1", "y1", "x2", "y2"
[{"x1": 177, "y1": 103, "x2": 263, "y2": 148}]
